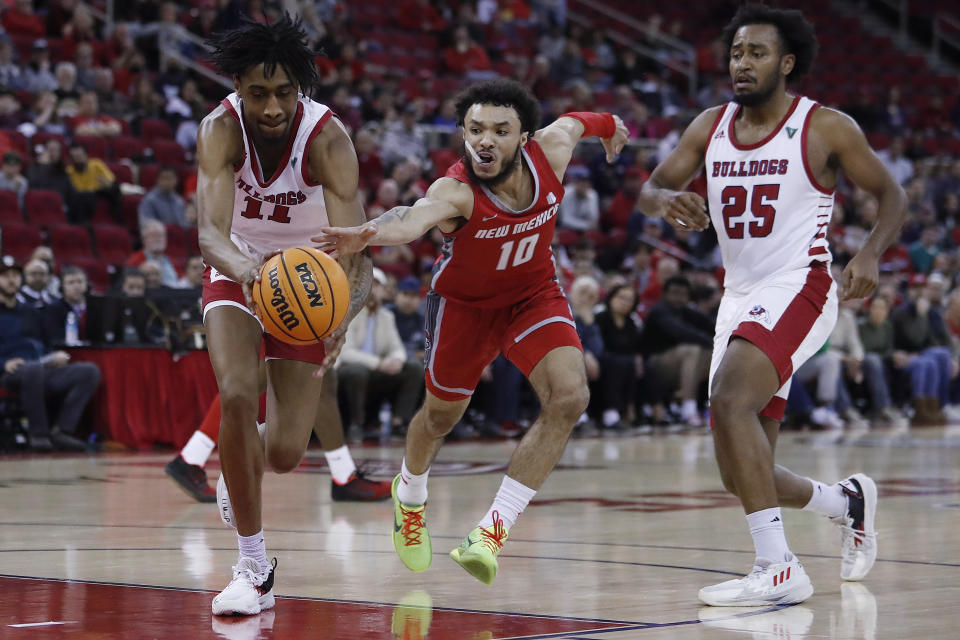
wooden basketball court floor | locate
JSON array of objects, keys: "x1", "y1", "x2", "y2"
[{"x1": 1, "y1": 424, "x2": 958, "y2": 639}]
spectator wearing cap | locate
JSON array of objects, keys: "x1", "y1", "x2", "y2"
[
  {"x1": 337, "y1": 268, "x2": 424, "y2": 438},
  {"x1": 891, "y1": 274, "x2": 956, "y2": 424},
  {"x1": 0, "y1": 255, "x2": 101, "y2": 452},
  {"x1": 21, "y1": 39, "x2": 57, "y2": 93},
  {"x1": 138, "y1": 166, "x2": 192, "y2": 228},
  {"x1": 389, "y1": 276, "x2": 426, "y2": 363},
  {"x1": 0, "y1": 151, "x2": 27, "y2": 209},
  {"x1": 16, "y1": 258, "x2": 59, "y2": 309},
  {"x1": 558, "y1": 165, "x2": 599, "y2": 231}
]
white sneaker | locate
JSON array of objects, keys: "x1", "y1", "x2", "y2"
[
  {"x1": 217, "y1": 473, "x2": 235, "y2": 529},
  {"x1": 698, "y1": 555, "x2": 813, "y2": 606},
  {"x1": 211, "y1": 557, "x2": 276, "y2": 616},
  {"x1": 811, "y1": 406, "x2": 845, "y2": 430},
  {"x1": 943, "y1": 404, "x2": 960, "y2": 423},
  {"x1": 880, "y1": 407, "x2": 908, "y2": 429},
  {"x1": 842, "y1": 407, "x2": 869, "y2": 430},
  {"x1": 830, "y1": 473, "x2": 878, "y2": 581}
]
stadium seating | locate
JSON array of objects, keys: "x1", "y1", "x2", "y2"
[
  {"x1": 23, "y1": 190, "x2": 67, "y2": 227},
  {"x1": 93, "y1": 225, "x2": 134, "y2": 266},
  {"x1": 0, "y1": 190, "x2": 22, "y2": 225}
]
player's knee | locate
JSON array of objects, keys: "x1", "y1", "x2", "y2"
[
  {"x1": 420, "y1": 404, "x2": 463, "y2": 438},
  {"x1": 550, "y1": 383, "x2": 590, "y2": 423},
  {"x1": 709, "y1": 385, "x2": 740, "y2": 425},
  {"x1": 267, "y1": 445, "x2": 302, "y2": 474}
]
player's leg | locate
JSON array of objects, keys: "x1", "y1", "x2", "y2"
[
  {"x1": 205, "y1": 306, "x2": 268, "y2": 616},
  {"x1": 166, "y1": 393, "x2": 221, "y2": 502},
  {"x1": 314, "y1": 369, "x2": 391, "y2": 501},
  {"x1": 262, "y1": 358, "x2": 324, "y2": 474}
]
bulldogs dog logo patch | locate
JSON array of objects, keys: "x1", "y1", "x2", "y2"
[{"x1": 748, "y1": 305, "x2": 771, "y2": 325}]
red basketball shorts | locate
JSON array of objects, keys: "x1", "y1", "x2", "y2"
[
  {"x1": 201, "y1": 265, "x2": 327, "y2": 365},
  {"x1": 424, "y1": 282, "x2": 583, "y2": 401}
]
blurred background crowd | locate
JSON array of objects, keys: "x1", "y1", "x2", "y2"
[{"x1": 2, "y1": 0, "x2": 960, "y2": 451}]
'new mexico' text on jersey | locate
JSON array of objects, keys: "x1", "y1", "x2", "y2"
[
  {"x1": 705, "y1": 95, "x2": 834, "y2": 294},
  {"x1": 221, "y1": 92, "x2": 333, "y2": 263},
  {"x1": 432, "y1": 140, "x2": 565, "y2": 307}
]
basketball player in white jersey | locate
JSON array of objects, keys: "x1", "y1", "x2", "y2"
[
  {"x1": 640, "y1": 5, "x2": 905, "y2": 606},
  {"x1": 196, "y1": 16, "x2": 373, "y2": 615}
]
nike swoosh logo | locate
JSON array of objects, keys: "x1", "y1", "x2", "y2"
[{"x1": 482, "y1": 215, "x2": 497, "y2": 222}]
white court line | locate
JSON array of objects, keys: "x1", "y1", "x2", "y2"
[{"x1": 9, "y1": 621, "x2": 76, "y2": 628}]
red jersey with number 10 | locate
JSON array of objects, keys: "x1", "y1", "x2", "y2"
[{"x1": 431, "y1": 140, "x2": 565, "y2": 307}]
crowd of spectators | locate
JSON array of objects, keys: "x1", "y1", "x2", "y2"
[{"x1": 1, "y1": 0, "x2": 960, "y2": 446}]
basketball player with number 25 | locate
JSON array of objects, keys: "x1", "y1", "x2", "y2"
[
  {"x1": 196, "y1": 16, "x2": 372, "y2": 615},
  {"x1": 317, "y1": 78, "x2": 628, "y2": 586},
  {"x1": 640, "y1": 5, "x2": 905, "y2": 606}
]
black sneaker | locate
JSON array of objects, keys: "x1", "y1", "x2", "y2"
[
  {"x1": 50, "y1": 430, "x2": 87, "y2": 452},
  {"x1": 331, "y1": 469, "x2": 392, "y2": 501},
  {"x1": 165, "y1": 455, "x2": 217, "y2": 503},
  {"x1": 28, "y1": 434, "x2": 53, "y2": 452}
]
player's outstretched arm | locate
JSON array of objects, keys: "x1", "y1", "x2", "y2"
[
  {"x1": 817, "y1": 108, "x2": 906, "y2": 300},
  {"x1": 196, "y1": 108, "x2": 259, "y2": 304},
  {"x1": 307, "y1": 118, "x2": 373, "y2": 328},
  {"x1": 537, "y1": 112, "x2": 630, "y2": 180},
  {"x1": 311, "y1": 177, "x2": 472, "y2": 257},
  {"x1": 638, "y1": 107, "x2": 722, "y2": 232}
]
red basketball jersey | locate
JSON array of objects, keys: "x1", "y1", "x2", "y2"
[{"x1": 431, "y1": 140, "x2": 565, "y2": 307}]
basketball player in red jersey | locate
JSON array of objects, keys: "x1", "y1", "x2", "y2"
[
  {"x1": 317, "y1": 78, "x2": 629, "y2": 585},
  {"x1": 639, "y1": 5, "x2": 905, "y2": 605},
  {"x1": 197, "y1": 16, "x2": 373, "y2": 616}
]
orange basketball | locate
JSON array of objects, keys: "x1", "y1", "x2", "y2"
[{"x1": 252, "y1": 247, "x2": 350, "y2": 344}]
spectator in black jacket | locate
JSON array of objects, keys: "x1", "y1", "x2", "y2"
[
  {"x1": 389, "y1": 276, "x2": 425, "y2": 364},
  {"x1": 41, "y1": 265, "x2": 89, "y2": 345},
  {"x1": 0, "y1": 256, "x2": 100, "y2": 451},
  {"x1": 642, "y1": 276, "x2": 713, "y2": 427},
  {"x1": 595, "y1": 283, "x2": 643, "y2": 431}
]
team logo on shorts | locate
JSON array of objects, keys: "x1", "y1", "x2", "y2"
[{"x1": 748, "y1": 305, "x2": 771, "y2": 325}]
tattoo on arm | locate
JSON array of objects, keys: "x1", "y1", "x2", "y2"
[
  {"x1": 376, "y1": 206, "x2": 413, "y2": 228},
  {"x1": 340, "y1": 249, "x2": 373, "y2": 326}
]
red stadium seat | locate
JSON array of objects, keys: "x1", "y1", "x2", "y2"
[
  {"x1": 140, "y1": 164, "x2": 159, "y2": 191},
  {"x1": 0, "y1": 190, "x2": 22, "y2": 224},
  {"x1": 106, "y1": 162, "x2": 134, "y2": 185},
  {"x1": 165, "y1": 224, "x2": 187, "y2": 262},
  {"x1": 93, "y1": 225, "x2": 133, "y2": 265},
  {"x1": 91, "y1": 199, "x2": 116, "y2": 226},
  {"x1": 67, "y1": 257, "x2": 111, "y2": 293},
  {"x1": 0, "y1": 223, "x2": 43, "y2": 263},
  {"x1": 152, "y1": 140, "x2": 187, "y2": 167},
  {"x1": 23, "y1": 190, "x2": 66, "y2": 227},
  {"x1": 557, "y1": 228, "x2": 580, "y2": 247},
  {"x1": 121, "y1": 194, "x2": 143, "y2": 231},
  {"x1": 73, "y1": 135, "x2": 110, "y2": 160},
  {"x1": 49, "y1": 224, "x2": 94, "y2": 264},
  {"x1": 31, "y1": 132, "x2": 68, "y2": 151},
  {"x1": 111, "y1": 136, "x2": 148, "y2": 162},
  {"x1": 2, "y1": 130, "x2": 28, "y2": 156},
  {"x1": 185, "y1": 227, "x2": 200, "y2": 256},
  {"x1": 140, "y1": 118, "x2": 173, "y2": 143}
]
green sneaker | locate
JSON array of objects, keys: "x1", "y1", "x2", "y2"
[
  {"x1": 391, "y1": 474, "x2": 432, "y2": 572},
  {"x1": 449, "y1": 511, "x2": 509, "y2": 586}
]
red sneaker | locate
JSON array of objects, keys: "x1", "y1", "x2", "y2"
[{"x1": 331, "y1": 469, "x2": 392, "y2": 502}]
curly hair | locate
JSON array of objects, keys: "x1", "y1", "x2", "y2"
[
  {"x1": 720, "y1": 4, "x2": 818, "y2": 83},
  {"x1": 454, "y1": 78, "x2": 542, "y2": 137},
  {"x1": 207, "y1": 13, "x2": 320, "y2": 91}
]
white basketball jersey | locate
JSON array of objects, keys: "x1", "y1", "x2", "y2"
[
  {"x1": 705, "y1": 95, "x2": 834, "y2": 294},
  {"x1": 220, "y1": 92, "x2": 334, "y2": 263}
]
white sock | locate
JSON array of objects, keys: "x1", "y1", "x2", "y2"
[
  {"x1": 602, "y1": 409, "x2": 620, "y2": 427},
  {"x1": 237, "y1": 529, "x2": 270, "y2": 572},
  {"x1": 746, "y1": 507, "x2": 791, "y2": 565},
  {"x1": 396, "y1": 457, "x2": 429, "y2": 505},
  {"x1": 680, "y1": 398, "x2": 698, "y2": 420},
  {"x1": 324, "y1": 445, "x2": 357, "y2": 485},
  {"x1": 257, "y1": 422, "x2": 267, "y2": 441},
  {"x1": 180, "y1": 430, "x2": 215, "y2": 467},
  {"x1": 802, "y1": 478, "x2": 847, "y2": 519},
  {"x1": 478, "y1": 476, "x2": 536, "y2": 530}
]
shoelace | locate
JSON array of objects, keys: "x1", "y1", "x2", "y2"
[
  {"x1": 478, "y1": 510, "x2": 507, "y2": 555},
  {"x1": 400, "y1": 506, "x2": 426, "y2": 545},
  {"x1": 229, "y1": 563, "x2": 267, "y2": 588}
]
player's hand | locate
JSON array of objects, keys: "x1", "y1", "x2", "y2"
[
  {"x1": 311, "y1": 222, "x2": 378, "y2": 259},
  {"x1": 602, "y1": 115, "x2": 630, "y2": 163},
  {"x1": 3, "y1": 358, "x2": 24, "y2": 374},
  {"x1": 840, "y1": 252, "x2": 879, "y2": 301},
  {"x1": 663, "y1": 192, "x2": 710, "y2": 231},
  {"x1": 313, "y1": 328, "x2": 346, "y2": 378},
  {"x1": 48, "y1": 351, "x2": 70, "y2": 368},
  {"x1": 237, "y1": 260, "x2": 262, "y2": 311}
]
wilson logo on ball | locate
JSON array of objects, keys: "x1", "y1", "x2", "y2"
[
  {"x1": 268, "y1": 265, "x2": 300, "y2": 330},
  {"x1": 295, "y1": 262, "x2": 326, "y2": 308}
]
